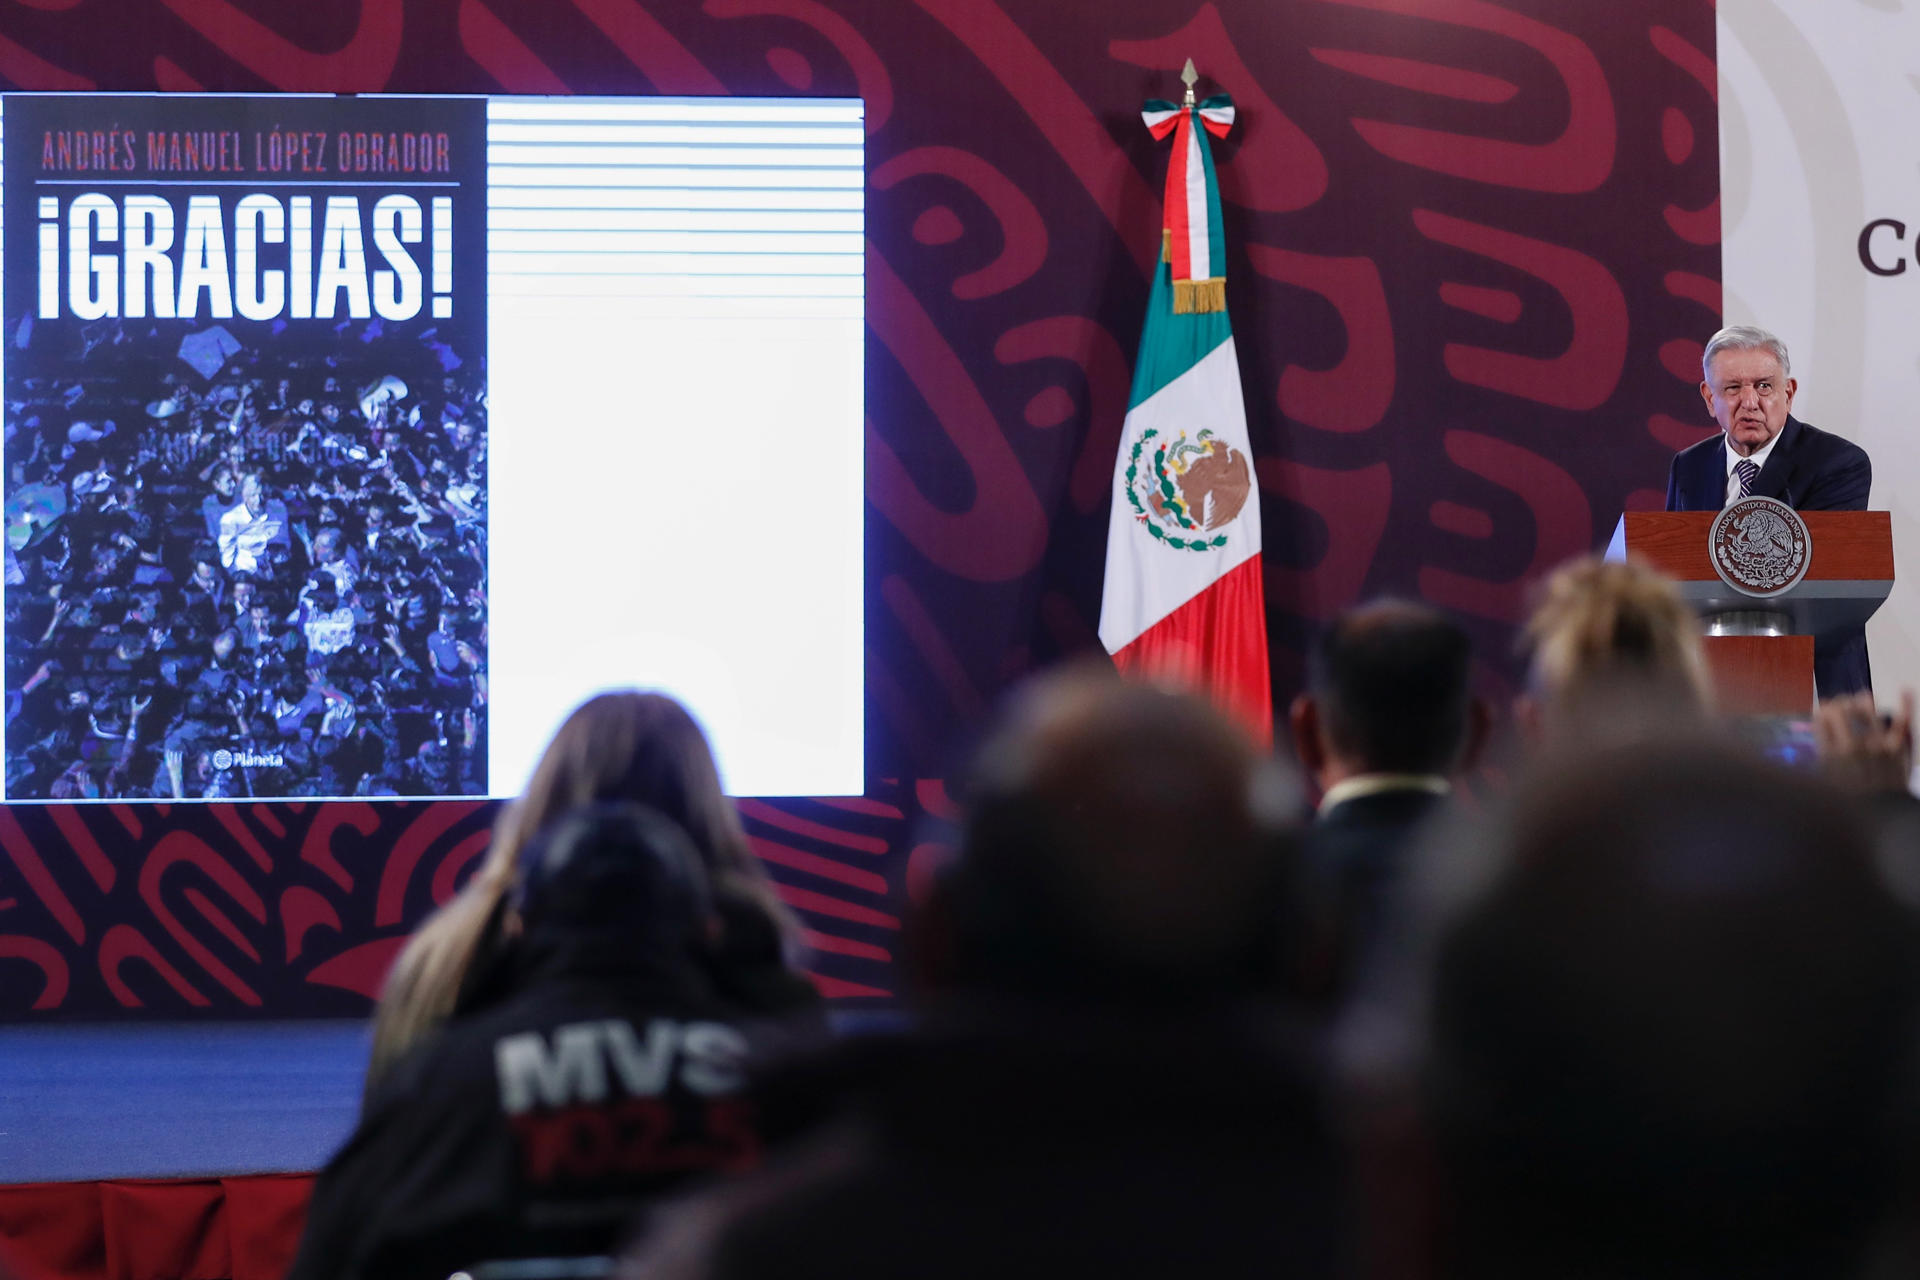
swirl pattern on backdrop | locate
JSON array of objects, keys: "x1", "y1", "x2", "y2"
[{"x1": 0, "y1": 0, "x2": 1717, "y2": 1017}]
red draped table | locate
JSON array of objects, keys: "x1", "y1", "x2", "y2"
[{"x1": 0, "y1": 1175, "x2": 312, "y2": 1280}]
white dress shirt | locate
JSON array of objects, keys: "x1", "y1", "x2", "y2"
[{"x1": 1316, "y1": 773, "x2": 1451, "y2": 816}]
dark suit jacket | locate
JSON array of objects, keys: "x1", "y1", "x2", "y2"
[
  {"x1": 1665, "y1": 415, "x2": 1873, "y2": 696},
  {"x1": 1306, "y1": 786, "x2": 1447, "y2": 1007},
  {"x1": 638, "y1": 1012, "x2": 1347, "y2": 1280}
]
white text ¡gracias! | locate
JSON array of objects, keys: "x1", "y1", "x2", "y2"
[{"x1": 34, "y1": 193, "x2": 454, "y2": 323}]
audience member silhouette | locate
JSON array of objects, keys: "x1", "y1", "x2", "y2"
[
  {"x1": 290, "y1": 804, "x2": 790, "y2": 1280},
  {"x1": 1350, "y1": 736, "x2": 1920, "y2": 1279},
  {"x1": 365, "y1": 691, "x2": 813, "y2": 1098},
  {"x1": 1289, "y1": 600, "x2": 1486, "y2": 1004},
  {"x1": 622, "y1": 666, "x2": 1348, "y2": 1280},
  {"x1": 1517, "y1": 554, "x2": 1714, "y2": 743}
]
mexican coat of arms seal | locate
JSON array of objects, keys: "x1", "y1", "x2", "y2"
[
  {"x1": 1123, "y1": 427, "x2": 1251, "y2": 552},
  {"x1": 1708, "y1": 495, "x2": 1812, "y2": 597}
]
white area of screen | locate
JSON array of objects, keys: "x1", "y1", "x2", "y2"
[
  {"x1": 485, "y1": 97, "x2": 863, "y2": 798},
  {"x1": 0, "y1": 96, "x2": 866, "y2": 800}
]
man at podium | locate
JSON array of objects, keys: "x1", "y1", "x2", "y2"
[{"x1": 1665, "y1": 325, "x2": 1873, "y2": 695}]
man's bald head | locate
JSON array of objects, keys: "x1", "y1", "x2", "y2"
[{"x1": 941, "y1": 665, "x2": 1300, "y2": 1000}]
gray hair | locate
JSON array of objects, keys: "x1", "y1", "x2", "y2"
[{"x1": 1702, "y1": 325, "x2": 1792, "y2": 382}]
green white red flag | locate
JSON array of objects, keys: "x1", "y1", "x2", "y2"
[{"x1": 1098, "y1": 91, "x2": 1272, "y2": 743}]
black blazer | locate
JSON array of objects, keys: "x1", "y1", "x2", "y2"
[
  {"x1": 1665, "y1": 415, "x2": 1871, "y2": 513},
  {"x1": 1306, "y1": 787, "x2": 1448, "y2": 1007},
  {"x1": 1664, "y1": 416, "x2": 1873, "y2": 695}
]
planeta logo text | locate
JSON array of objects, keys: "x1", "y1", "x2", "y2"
[{"x1": 212, "y1": 747, "x2": 284, "y2": 770}]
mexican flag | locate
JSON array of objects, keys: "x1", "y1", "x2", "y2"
[{"x1": 1098, "y1": 91, "x2": 1272, "y2": 743}]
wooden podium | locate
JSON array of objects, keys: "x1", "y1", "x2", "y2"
[{"x1": 1605, "y1": 511, "x2": 1894, "y2": 715}]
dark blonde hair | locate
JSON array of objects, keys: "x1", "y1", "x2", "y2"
[
  {"x1": 365, "y1": 691, "x2": 792, "y2": 1091},
  {"x1": 1521, "y1": 556, "x2": 1713, "y2": 715}
]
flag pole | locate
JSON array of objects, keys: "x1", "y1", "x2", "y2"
[{"x1": 1102, "y1": 59, "x2": 1272, "y2": 742}]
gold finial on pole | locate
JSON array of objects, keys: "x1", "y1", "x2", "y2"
[{"x1": 1181, "y1": 58, "x2": 1199, "y2": 107}]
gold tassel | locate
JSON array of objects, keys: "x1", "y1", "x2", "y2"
[
  {"x1": 1170, "y1": 277, "x2": 1226, "y2": 314},
  {"x1": 1161, "y1": 229, "x2": 1172, "y2": 263}
]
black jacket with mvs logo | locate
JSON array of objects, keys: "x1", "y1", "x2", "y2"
[{"x1": 286, "y1": 930, "x2": 788, "y2": 1280}]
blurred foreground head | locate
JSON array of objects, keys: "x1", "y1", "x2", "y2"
[
  {"x1": 501, "y1": 691, "x2": 755, "y2": 888},
  {"x1": 1292, "y1": 598, "x2": 1482, "y2": 786},
  {"x1": 933, "y1": 664, "x2": 1300, "y2": 1002},
  {"x1": 511, "y1": 802, "x2": 713, "y2": 953},
  {"x1": 1520, "y1": 555, "x2": 1713, "y2": 740},
  {"x1": 368, "y1": 690, "x2": 792, "y2": 1096},
  {"x1": 1412, "y1": 739, "x2": 1920, "y2": 1277}
]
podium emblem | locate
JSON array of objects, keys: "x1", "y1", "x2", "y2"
[{"x1": 1709, "y1": 496, "x2": 1812, "y2": 597}]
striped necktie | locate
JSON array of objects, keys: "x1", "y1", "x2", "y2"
[{"x1": 1733, "y1": 458, "x2": 1759, "y2": 501}]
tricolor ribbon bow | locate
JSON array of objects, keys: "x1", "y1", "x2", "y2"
[{"x1": 1142, "y1": 92, "x2": 1236, "y2": 314}]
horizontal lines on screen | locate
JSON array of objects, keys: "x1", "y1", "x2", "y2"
[
  {"x1": 489, "y1": 186, "x2": 861, "y2": 211},
  {"x1": 490, "y1": 165, "x2": 860, "y2": 190},
  {"x1": 489, "y1": 249, "x2": 860, "y2": 274},
  {"x1": 485, "y1": 97, "x2": 862, "y2": 314},
  {"x1": 488, "y1": 144, "x2": 862, "y2": 168},
  {"x1": 488, "y1": 273, "x2": 861, "y2": 297},
  {"x1": 491, "y1": 208, "x2": 861, "y2": 236},
  {"x1": 487, "y1": 100, "x2": 862, "y2": 125},
  {"x1": 493, "y1": 230, "x2": 860, "y2": 255},
  {"x1": 489, "y1": 124, "x2": 862, "y2": 146}
]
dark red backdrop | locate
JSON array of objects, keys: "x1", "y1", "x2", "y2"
[{"x1": 0, "y1": 0, "x2": 1718, "y2": 1018}]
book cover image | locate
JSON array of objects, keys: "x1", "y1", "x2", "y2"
[{"x1": 2, "y1": 95, "x2": 489, "y2": 799}]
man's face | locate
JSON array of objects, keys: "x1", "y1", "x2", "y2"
[
  {"x1": 242, "y1": 476, "x2": 265, "y2": 515},
  {"x1": 1701, "y1": 347, "x2": 1796, "y2": 457}
]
